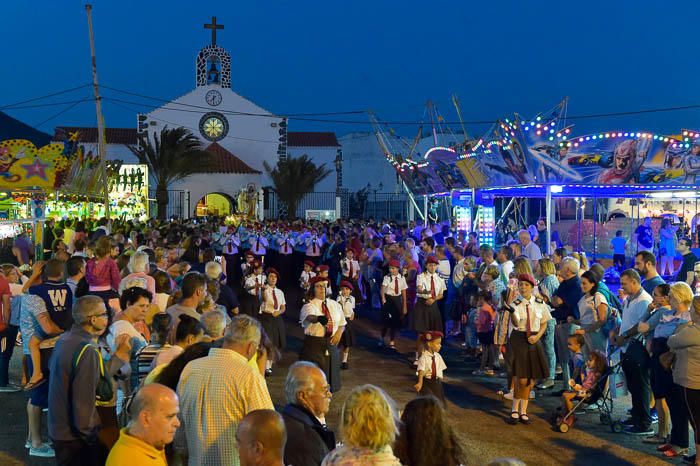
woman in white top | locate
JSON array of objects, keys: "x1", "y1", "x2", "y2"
[
  {"x1": 118, "y1": 251, "x2": 156, "y2": 300},
  {"x1": 259, "y1": 268, "x2": 286, "y2": 375},
  {"x1": 299, "y1": 275, "x2": 346, "y2": 392},
  {"x1": 107, "y1": 287, "x2": 150, "y2": 394},
  {"x1": 573, "y1": 270, "x2": 609, "y2": 355}
]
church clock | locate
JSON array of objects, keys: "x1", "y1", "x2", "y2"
[
  {"x1": 205, "y1": 90, "x2": 222, "y2": 106},
  {"x1": 199, "y1": 112, "x2": 229, "y2": 142}
]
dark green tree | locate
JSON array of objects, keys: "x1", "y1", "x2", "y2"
[{"x1": 264, "y1": 155, "x2": 331, "y2": 218}]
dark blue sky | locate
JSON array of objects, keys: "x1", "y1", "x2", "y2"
[{"x1": 2, "y1": 0, "x2": 700, "y2": 138}]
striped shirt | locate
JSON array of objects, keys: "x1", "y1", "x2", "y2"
[{"x1": 175, "y1": 347, "x2": 274, "y2": 466}]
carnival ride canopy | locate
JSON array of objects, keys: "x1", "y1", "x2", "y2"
[{"x1": 382, "y1": 100, "x2": 700, "y2": 196}]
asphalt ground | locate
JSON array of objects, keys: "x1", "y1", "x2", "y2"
[{"x1": 0, "y1": 287, "x2": 691, "y2": 465}]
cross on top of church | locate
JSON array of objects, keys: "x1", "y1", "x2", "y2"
[{"x1": 204, "y1": 16, "x2": 224, "y2": 46}]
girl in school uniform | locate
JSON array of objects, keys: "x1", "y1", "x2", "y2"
[
  {"x1": 412, "y1": 255, "x2": 446, "y2": 365},
  {"x1": 337, "y1": 280, "x2": 356, "y2": 370},
  {"x1": 259, "y1": 268, "x2": 286, "y2": 375},
  {"x1": 242, "y1": 261, "x2": 265, "y2": 316},
  {"x1": 299, "y1": 260, "x2": 316, "y2": 293},
  {"x1": 505, "y1": 273, "x2": 552, "y2": 425},
  {"x1": 380, "y1": 259, "x2": 407, "y2": 349},
  {"x1": 340, "y1": 248, "x2": 362, "y2": 306},
  {"x1": 316, "y1": 264, "x2": 334, "y2": 298},
  {"x1": 414, "y1": 330, "x2": 447, "y2": 406}
]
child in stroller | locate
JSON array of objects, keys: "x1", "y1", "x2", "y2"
[{"x1": 554, "y1": 350, "x2": 608, "y2": 432}]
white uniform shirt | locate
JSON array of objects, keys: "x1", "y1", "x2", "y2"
[
  {"x1": 341, "y1": 258, "x2": 360, "y2": 280},
  {"x1": 299, "y1": 270, "x2": 316, "y2": 290},
  {"x1": 305, "y1": 236, "x2": 324, "y2": 256},
  {"x1": 300, "y1": 298, "x2": 347, "y2": 337},
  {"x1": 278, "y1": 236, "x2": 294, "y2": 255},
  {"x1": 416, "y1": 272, "x2": 447, "y2": 299},
  {"x1": 509, "y1": 295, "x2": 551, "y2": 333},
  {"x1": 336, "y1": 294, "x2": 355, "y2": 319},
  {"x1": 221, "y1": 234, "x2": 240, "y2": 255},
  {"x1": 249, "y1": 235, "x2": 268, "y2": 256},
  {"x1": 417, "y1": 350, "x2": 447, "y2": 379},
  {"x1": 382, "y1": 274, "x2": 408, "y2": 297},
  {"x1": 260, "y1": 286, "x2": 286, "y2": 314},
  {"x1": 244, "y1": 273, "x2": 266, "y2": 297},
  {"x1": 620, "y1": 288, "x2": 653, "y2": 352}
]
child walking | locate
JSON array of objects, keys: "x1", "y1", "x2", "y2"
[
  {"x1": 414, "y1": 331, "x2": 447, "y2": 406},
  {"x1": 337, "y1": 281, "x2": 356, "y2": 369},
  {"x1": 379, "y1": 259, "x2": 407, "y2": 349},
  {"x1": 259, "y1": 268, "x2": 286, "y2": 375}
]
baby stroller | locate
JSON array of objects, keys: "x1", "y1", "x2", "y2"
[{"x1": 553, "y1": 366, "x2": 616, "y2": 433}]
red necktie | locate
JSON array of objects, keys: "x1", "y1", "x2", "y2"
[
  {"x1": 313, "y1": 239, "x2": 318, "y2": 254},
  {"x1": 321, "y1": 301, "x2": 333, "y2": 336},
  {"x1": 272, "y1": 288, "x2": 278, "y2": 309},
  {"x1": 394, "y1": 276, "x2": 399, "y2": 294},
  {"x1": 227, "y1": 240, "x2": 233, "y2": 254},
  {"x1": 284, "y1": 239, "x2": 289, "y2": 253},
  {"x1": 430, "y1": 275, "x2": 436, "y2": 298},
  {"x1": 348, "y1": 260, "x2": 353, "y2": 278},
  {"x1": 525, "y1": 303, "x2": 532, "y2": 338},
  {"x1": 256, "y1": 236, "x2": 261, "y2": 252},
  {"x1": 431, "y1": 355, "x2": 437, "y2": 380}
]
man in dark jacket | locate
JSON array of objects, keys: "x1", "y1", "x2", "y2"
[{"x1": 280, "y1": 361, "x2": 335, "y2": 466}]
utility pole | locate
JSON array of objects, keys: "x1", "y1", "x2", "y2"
[{"x1": 85, "y1": 4, "x2": 110, "y2": 218}]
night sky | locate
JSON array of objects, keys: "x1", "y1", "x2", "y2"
[{"x1": 2, "y1": 0, "x2": 700, "y2": 138}]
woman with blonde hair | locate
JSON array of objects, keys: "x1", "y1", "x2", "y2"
[{"x1": 322, "y1": 384, "x2": 402, "y2": 466}]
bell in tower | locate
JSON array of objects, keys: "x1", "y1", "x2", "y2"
[{"x1": 207, "y1": 57, "x2": 221, "y2": 84}]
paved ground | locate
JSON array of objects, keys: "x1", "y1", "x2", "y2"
[{"x1": 0, "y1": 288, "x2": 690, "y2": 465}]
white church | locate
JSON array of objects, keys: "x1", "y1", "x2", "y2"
[{"x1": 54, "y1": 17, "x2": 350, "y2": 219}]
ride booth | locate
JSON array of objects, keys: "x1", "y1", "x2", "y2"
[{"x1": 390, "y1": 100, "x2": 700, "y2": 269}]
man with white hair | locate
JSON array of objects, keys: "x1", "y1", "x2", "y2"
[
  {"x1": 176, "y1": 315, "x2": 273, "y2": 466},
  {"x1": 205, "y1": 260, "x2": 240, "y2": 316},
  {"x1": 517, "y1": 229, "x2": 542, "y2": 269},
  {"x1": 280, "y1": 361, "x2": 336, "y2": 466},
  {"x1": 119, "y1": 251, "x2": 156, "y2": 298},
  {"x1": 201, "y1": 309, "x2": 227, "y2": 341},
  {"x1": 550, "y1": 257, "x2": 583, "y2": 383}
]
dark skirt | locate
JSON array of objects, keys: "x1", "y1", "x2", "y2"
[
  {"x1": 258, "y1": 312, "x2": 286, "y2": 351},
  {"x1": 419, "y1": 378, "x2": 446, "y2": 407},
  {"x1": 240, "y1": 293, "x2": 260, "y2": 316},
  {"x1": 339, "y1": 319, "x2": 355, "y2": 348},
  {"x1": 507, "y1": 330, "x2": 549, "y2": 380},
  {"x1": 651, "y1": 337, "x2": 674, "y2": 399},
  {"x1": 299, "y1": 335, "x2": 341, "y2": 392},
  {"x1": 382, "y1": 295, "x2": 404, "y2": 329},
  {"x1": 412, "y1": 298, "x2": 443, "y2": 333}
]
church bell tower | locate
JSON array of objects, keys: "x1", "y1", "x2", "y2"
[{"x1": 195, "y1": 16, "x2": 231, "y2": 88}]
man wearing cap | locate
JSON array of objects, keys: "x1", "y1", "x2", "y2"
[
  {"x1": 259, "y1": 268, "x2": 286, "y2": 375},
  {"x1": 249, "y1": 229, "x2": 268, "y2": 261},
  {"x1": 299, "y1": 276, "x2": 346, "y2": 392}
]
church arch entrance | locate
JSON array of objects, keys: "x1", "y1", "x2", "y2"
[{"x1": 195, "y1": 192, "x2": 234, "y2": 217}]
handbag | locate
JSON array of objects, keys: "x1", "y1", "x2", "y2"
[{"x1": 659, "y1": 351, "x2": 676, "y2": 372}]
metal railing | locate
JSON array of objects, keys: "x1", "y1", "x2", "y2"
[
  {"x1": 148, "y1": 189, "x2": 188, "y2": 219},
  {"x1": 265, "y1": 190, "x2": 411, "y2": 220}
]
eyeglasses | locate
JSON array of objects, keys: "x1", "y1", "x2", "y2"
[{"x1": 90, "y1": 312, "x2": 108, "y2": 319}]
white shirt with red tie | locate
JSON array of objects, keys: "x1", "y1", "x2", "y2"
[
  {"x1": 244, "y1": 273, "x2": 267, "y2": 298},
  {"x1": 300, "y1": 298, "x2": 346, "y2": 337},
  {"x1": 277, "y1": 236, "x2": 294, "y2": 255},
  {"x1": 416, "y1": 272, "x2": 447, "y2": 300},
  {"x1": 260, "y1": 286, "x2": 286, "y2": 315},
  {"x1": 299, "y1": 270, "x2": 316, "y2": 291},
  {"x1": 417, "y1": 350, "x2": 447, "y2": 380},
  {"x1": 509, "y1": 295, "x2": 551, "y2": 333},
  {"x1": 381, "y1": 274, "x2": 408, "y2": 297},
  {"x1": 341, "y1": 258, "x2": 360, "y2": 280},
  {"x1": 336, "y1": 294, "x2": 355, "y2": 319},
  {"x1": 221, "y1": 234, "x2": 240, "y2": 255},
  {"x1": 249, "y1": 235, "x2": 268, "y2": 256},
  {"x1": 305, "y1": 236, "x2": 324, "y2": 257}
]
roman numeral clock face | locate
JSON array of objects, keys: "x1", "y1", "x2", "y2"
[{"x1": 199, "y1": 111, "x2": 229, "y2": 142}]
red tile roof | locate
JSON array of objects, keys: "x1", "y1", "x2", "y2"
[
  {"x1": 202, "y1": 142, "x2": 261, "y2": 174},
  {"x1": 287, "y1": 131, "x2": 339, "y2": 147},
  {"x1": 53, "y1": 127, "x2": 138, "y2": 145}
]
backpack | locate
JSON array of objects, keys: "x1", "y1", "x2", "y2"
[{"x1": 71, "y1": 342, "x2": 113, "y2": 407}]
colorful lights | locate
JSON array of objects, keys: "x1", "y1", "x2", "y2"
[{"x1": 477, "y1": 205, "x2": 495, "y2": 248}]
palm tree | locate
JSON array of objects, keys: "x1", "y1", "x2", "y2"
[
  {"x1": 128, "y1": 127, "x2": 213, "y2": 220},
  {"x1": 264, "y1": 155, "x2": 331, "y2": 218}
]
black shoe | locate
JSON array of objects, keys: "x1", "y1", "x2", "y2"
[
  {"x1": 619, "y1": 418, "x2": 636, "y2": 428},
  {"x1": 682, "y1": 453, "x2": 696, "y2": 464},
  {"x1": 507, "y1": 412, "x2": 519, "y2": 425},
  {"x1": 341, "y1": 362, "x2": 348, "y2": 370},
  {"x1": 624, "y1": 425, "x2": 654, "y2": 436},
  {"x1": 264, "y1": 369, "x2": 272, "y2": 376}
]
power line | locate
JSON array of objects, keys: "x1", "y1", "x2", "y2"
[
  {"x1": 1, "y1": 98, "x2": 93, "y2": 110},
  {"x1": 34, "y1": 99, "x2": 90, "y2": 129},
  {"x1": 0, "y1": 84, "x2": 90, "y2": 110}
]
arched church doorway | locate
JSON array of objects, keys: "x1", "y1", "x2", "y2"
[{"x1": 196, "y1": 192, "x2": 233, "y2": 217}]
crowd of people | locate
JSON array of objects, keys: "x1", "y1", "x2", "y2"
[{"x1": 0, "y1": 214, "x2": 698, "y2": 465}]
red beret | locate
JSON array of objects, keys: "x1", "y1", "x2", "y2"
[
  {"x1": 304, "y1": 260, "x2": 315, "y2": 268},
  {"x1": 317, "y1": 264, "x2": 329, "y2": 272},
  {"x1": 420, "y1": 331, "x2": 444, "y2": 342},
  {"x1": 310, "y1": 275, "x2": 329, "y2": 286},
  {"x1": 517, "y1": 273, "x2": 537, "y2": 287},
  {"x1": 339, "y1": 280, "x2": 354, "y2": 291},
  {"x1": 267, "y1": 267, "x2": 280, "y2": 277},
  {"x1": 426, "y1": 255, "x2": 439, "y2": 265},
  {"x1": 388, "y1": 259, "x2": 401, "y2": 268}
]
